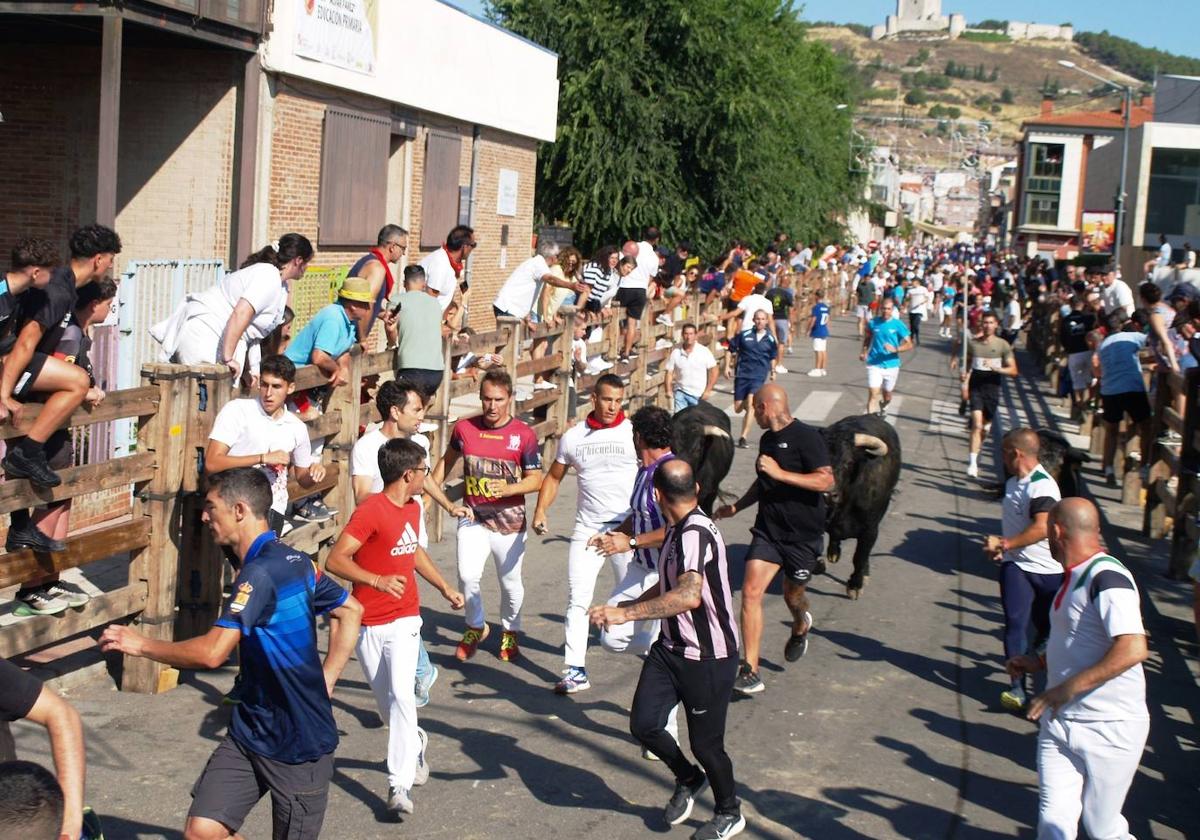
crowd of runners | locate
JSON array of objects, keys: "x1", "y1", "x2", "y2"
[{"x1": 1, "y1": 225, "x2": 1188, "y2": 840}]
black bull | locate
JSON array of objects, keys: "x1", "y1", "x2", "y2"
[{"x1": 672, "y1": 402, "x2": 736, "y2": 514}]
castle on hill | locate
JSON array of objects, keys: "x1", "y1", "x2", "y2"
[{"x1": 869, "y1": 0, "x2": 1073, "y2": 43}]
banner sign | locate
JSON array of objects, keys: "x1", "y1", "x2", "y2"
[
  {"x1": 294, "y1": 0, "x2": 379, "y2": 76},
  {"x1": 1080, "y1": 210, "x2": 1116, "y2": 255}
]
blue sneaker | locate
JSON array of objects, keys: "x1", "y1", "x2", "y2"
[
  {"x1": 415, "y1": 663, "x2": 438, "y2": 709},
  {"x1": 554, "y1": 666, "x2": 591, "y2": 694}
]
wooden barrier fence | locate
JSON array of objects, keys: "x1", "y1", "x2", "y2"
[{"x1": 0, "y1": 273, "x2": 834, "y2": 692}]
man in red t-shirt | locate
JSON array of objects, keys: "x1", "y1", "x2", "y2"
[
  {"x1": 430, "y1": 370, "x2": 543, "y2": 663},
  {"x1": 325, "y1": 438, "x2": 464, "y2": 818}
]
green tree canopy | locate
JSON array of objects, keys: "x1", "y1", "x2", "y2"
[{"x1": 487, "y1": 0, "x2": 862, "y2": 256}]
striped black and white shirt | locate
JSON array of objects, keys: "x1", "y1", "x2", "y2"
[
  {"x1": 631, "y1": 453, "x2": 672, "y2": 569},
  {"x1": 583, "y1": 262, "x2": 618, "y2": 305},
  {"x1": 658, "y1": 508, "x2": 739, "y2": 661}
]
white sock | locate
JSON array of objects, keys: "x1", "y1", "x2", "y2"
[{"x1": 968, "y1": 452, "x2": 978, "y2": 468}]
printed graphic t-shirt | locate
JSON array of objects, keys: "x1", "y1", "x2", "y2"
[{"x1": 450, "y1": 416, "x2": 541, "y2": 534}]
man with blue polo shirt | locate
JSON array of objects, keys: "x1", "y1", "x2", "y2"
[
  {"x1": 860, "y1": 297, "x2": 914, "y2": 415},
  {"x1": 1097, "y1": 313, "x2": 1151, "y2": 487},
  {"x1": 100, "y1": 468, "x2": 363, "y2": 840}
]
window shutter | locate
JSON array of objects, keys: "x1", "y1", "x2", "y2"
[
  {"x1": 421, "y1": 130, "x2": 463, "y2": 249},
  {"x1": 318, "y1": 106, "x2": 390, "y2": 247}
]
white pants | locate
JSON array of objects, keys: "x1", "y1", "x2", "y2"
[
  {"x1": 1037, "y1": 715, "x2": 1148, "y2": 840},
  {"x1": 600, "y1": 558, "x2": 661, "y2": 658},
  {"x1": 357, "y1": 615, "x2": 422, "y2": 790},
  {"x1": 564, "y1": 534, "x2": 632, "y2": 668},
  {"x1": 457, "y1": 519, "x2": 526, "y2": 631}
]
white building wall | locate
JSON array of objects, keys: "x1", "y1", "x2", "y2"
[
  {"x1": 262, "y1": 0, "x2": 559, "y2": 142},
  {"x1": 1025, "y1": 131, "x2": 1084, "y2": 230}
]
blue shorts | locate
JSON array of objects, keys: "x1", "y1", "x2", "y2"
[
  {"x1": 674, "y1": 389, "x2": 701, "y2": 413},
  {"x1": 734, "y1": 375, "x2": 766, "y2": 401}
]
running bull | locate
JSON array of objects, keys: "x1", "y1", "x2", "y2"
[
  {"x1": 822, "y1": 414, "x2": 902, "y2": 599},
  {"x1": 672, "y1": 402, "x2": 736, "y2": 514}
]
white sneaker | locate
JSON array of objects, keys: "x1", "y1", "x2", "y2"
[
  {"x1": 774, "y1": 365, "x2": 789, "y2": 374},
  {"x1": 966, "y1": 463, "x2": 979, "y2": 478},
  {"x1": 656, "y1": 315, "x2": 674, "y2": 327},
  {"x1": 807, "y1": 369, "x2": 821, "y2": 377},
  {"x1": 820, "y1": 370, "x2": 829, "y2": 376},
  {"x1": 533, "y1": 380, "x2": 557, "y2": 391},
  {"x1": 387, "y1": 786, "x2": 414, "y2": 815},
  {"x1": 413, "y1": 727, "x2": 429, "y2": 786}
]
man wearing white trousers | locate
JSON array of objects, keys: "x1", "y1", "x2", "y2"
[
  {"x1": 1006, "y1": 497, "x2": 1149, "y2": 840},
  {"x1": 325, "y1": 438, "x2": 464, "y2": 818},
  {"x1": 532, "y1": 373, "x2": 638, "y2": 694},
  {"x1": 431, "y1": 370, "x2": 543, "y2": 663}
]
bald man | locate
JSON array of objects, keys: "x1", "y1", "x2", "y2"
[
  {"x1": 985, "y1": 428, "x2": 1063, "y2": 712},
  {"x1": 716, "y1": 384, "x2": 834, "y2": 696},
  {"x1": 1007, "y1": 498, "x2": 1148, "y2": 840}
]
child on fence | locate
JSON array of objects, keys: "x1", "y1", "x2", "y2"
[{"x1": 8, "y1": 278, "x2": 115, "y2": 616}]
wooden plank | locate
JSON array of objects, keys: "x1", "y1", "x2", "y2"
[
  {"x1": 516, "y1": 389, "x2": 559, "y2": 413},
  {"x1": 448, "y1": 374, "x2": 483, "y2": 399},
  {"x1": 293, "y1": 364, "x2": 334, "y2": 392},
  {"x1": 530, "y1": 418, "x2": 559, "y2": 439},
  {"x1": 0, "y1": 452, "x2": 154, "y2": 517},
  {"x1": 304, "y1": 410, "x2": 343, "y2": 442},
  {"x1": 286, "y1": 462, "x2": 341, "y2": 501},
  {"x1": 465, "y1": 327, "x2": 511, "y2": 353},
  {"x1": 282, "y1": 517, "x2": 340, "y2": 557},
  {"x1": 515, "y1": 353, "x2": 563, "y2": 378},
  {"x1": 0, "y1": 519, "x2": 151, "y2": 589},
  {"x1": 0, "y1": 582, "x2": 148, "y2": 660},
  {"x1": 0, "y1": 386, "x2": 159, "y2": 441},
  {"x1": 360, "y1": 350, "x2": 395, "y2": 378}
]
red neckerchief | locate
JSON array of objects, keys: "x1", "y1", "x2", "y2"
[
  {"x1": 368, "y1": 248, "x2": 396, "y2": 297},
  {"x1": 444, "y1": 245, "x2": 463, "y2": 276},
  {"x1": 586, "y1": 410, "x2": 625, "y2": 430}
]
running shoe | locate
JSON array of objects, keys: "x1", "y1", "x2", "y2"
[
  {"x1": 737, "y1": 438, "x2": 748, "y2": 449},
  {"x1": 642, "y1": 746, "x2": 662, "y2": 761},
  {"x1": 45, "y1": 579, "x2": 90, "y2": 608},
  {"x1": 294, "y1": 498, "x2": 336, "y2": 522},
  {"x1": 1104, "y1": 468, "x2": 1117, "y2": 488},
  {"x1": 691, "y1": 812, "x2": 747, "y2": 840},
  {"x1": 733, "y1": 662, "x2": 764, "y2": 695},
  {"x1": 554, "y1": 666, "x2": 591, "y2": 694},
  {"x1": 455, "y1": 625, "x2": 489, "y2": 661},
  {"x1": 6, "y1": 522, "x2": 67, "y2": 553},
  {"x1": 498, "y1": 630, "x2": 520, "y2": 662},
  {"x1": 807, "y1": 369, "x2": 822, "y2": 377},
  {"x1": 533, "y1": 380, "x2": 557, "y2": 391},
  {"x1": 784, "y1": 612, "x2": 812, "y2": 662},
  {"x1": 665, "y1": 772, "x2": 709, "y2": 825},
  {"x1": 966, "y1": 463, "x2": 979, "y2": 478},
  {"x1": 774, "y1": 364, "x2": 789, "y2": 374},
  {"x1": 413, "y1": 727, "x2": 429, "y2": 786},
  {"x1": 387, "y1": 785, "x2": 414, "y2": 815},
  {"x1": 1000, "y1": 686, "x2": 1028, "y2": 712},
  {"x1": 14, "y1": 586, "x2": 69, "y2": 617},
  {"x1": 415, "y1": 663, "x2": 439, "y2": 709}
]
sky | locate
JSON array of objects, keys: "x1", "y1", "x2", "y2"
[{"x1": 442, "y1": 0, "x2": 1200, "y2": 60}]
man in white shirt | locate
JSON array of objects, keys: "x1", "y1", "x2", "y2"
[
  {"x1": 1006, "y1": 497, "x2": 1148, "y2": 840},
  {"x1": 905, "y1": 278, "x2": 930, "y2": 345},
  {"x1": 492, "y1": 241, "x2": 581, "y2": 324},
  {"x1": 984, "y1": 428, "x2": 1063, "y2": 713},
  {"x1": 204, "y1": 355, "x2": 325, "y2": 537},
  {"x1": 418, "y1": 225, "x2": 476, "y2": 313},
  {"x1": 1098, "y1": 264, "x2": 1134, "y2": 322},
  {"x1": 665, "y1": 324, "x2": 718, "y2": 413},
  {"x1": 614, "y1": 227, "x2": 662, "y2": 363},
  {"x1": 532, "y1": 374, "x2": 638, "y2": 694},
  {"x1": 1002, "y1": 294, "x2": 1024, "y2": 345}
]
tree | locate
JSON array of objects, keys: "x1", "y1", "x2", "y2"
[
  {"x1": 1074, "y1": 29, "x2": 1200, "y2": 81},
  {"x1": 487, "y1": 0, "x2": 864, "y2": 252},
  {"x1": 905, "y1": 88, "x2": 929, "y2": 106},
  {"x1": 944, "y1": 59, "x2": 957, "y2": 76},
  {"x1": 999, "y1": 87, "x2": 1014, "y2": 104},
  {"x1": 989, "y1": 66, "x2": 999, "y2": 82}
]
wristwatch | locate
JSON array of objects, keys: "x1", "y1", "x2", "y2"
[{"x1": 629, "y1": 536, "x2": 639, "y2": 549}]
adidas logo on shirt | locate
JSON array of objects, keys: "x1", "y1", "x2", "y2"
[{"x1": 389, "y1": 523, "x2": 420, "y2": 557}]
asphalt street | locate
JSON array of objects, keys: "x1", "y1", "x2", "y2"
[{"x1": 10, "y1": 310, "x2": 1198, "y2": 839}]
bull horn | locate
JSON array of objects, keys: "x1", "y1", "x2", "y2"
[
  {"x1": 701, "y1": 425, "x2": 730, "y2": 440},
  {"x1": 853, "y1": 433, "x2": 888, "y2": 457}
]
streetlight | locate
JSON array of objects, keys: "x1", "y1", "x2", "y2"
[{"x1": 1057, "y1": 59, "x2": 1134, "y2": 267}]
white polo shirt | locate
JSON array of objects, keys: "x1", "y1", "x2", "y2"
[
  {"x1": 554, "y1": 418, "x2": 637, "y2": 535},
  {"x1": 737, "y1": 293, "x2": 774, "y2": 324},
  {"x1": 619, "y1": 241, "x2": 659, "y2": 291},
  {"x1": 666, "y1": 344, "x2": 717, "y2": 397},
  {"x1": 1002, "y1": 464, "x2": 1062, "y2": 575},
  {"x1": 418, "y1": 247, "x2": 459, "y2": 312},
  {"x1": 209, "y1": 398, "x2": 313, "y2": 515},
  {"x1": 493, "y1": 254, "x2": 551, "y2": 319},
  {"x1": 1046, "y1": 553, "x2": 1147, "y2": 721}
]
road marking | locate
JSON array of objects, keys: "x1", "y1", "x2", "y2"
[{"x1": 793, "y1": 390, "x2": 842, "y2": 424}]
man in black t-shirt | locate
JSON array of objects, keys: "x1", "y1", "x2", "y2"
[
  {"x1": 715, "y1": 384, "x2": 834, "y2": 695},
  {"x1": 0, "y1": 224, "x2": 120, "y2": 504},
  {"x1": 0, "y1": 657, "x2": 87, "y2": 839},
  {"x1": 1059, "y1": 295, "x2": 1098, "y2": 418}
]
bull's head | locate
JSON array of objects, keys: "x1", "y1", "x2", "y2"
[{"x1": 824, "y1": 432, "x2": 890, "y2": 515}]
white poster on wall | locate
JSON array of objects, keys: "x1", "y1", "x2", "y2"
[
  {"x1": 497, "y1": 169, "x2": 519, "y2": 217},
  {"x1": 294, "y1": 0, "x2": 379, "y2": 76}
]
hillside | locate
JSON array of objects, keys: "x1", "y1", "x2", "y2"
[{"x1": 809, "y1": 26, "x2": 1143, "y2": 171}]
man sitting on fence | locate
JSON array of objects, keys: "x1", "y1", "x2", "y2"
[
  {"x1": 0, "y1": 238, "x2": 60, "y2": 340},
  {"x1": 11, "y1": 279, "x2": 116, "y2": 615},
  {"x1": 204, "y1": 355, "x2": 326, "y2": 542},
  {"x1": 284, "y1": 277, "x2": 377, "y2": 522},
  {"x1": 0, "y1": 224, "x2": 121, "y2": 490},
  {"x1": 100, "y1": 467, "x2": 363, "y2": 840}
]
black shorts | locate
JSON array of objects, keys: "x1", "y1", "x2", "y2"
[
  {"x1": 1101, "y1": 391, "x2": 1151, "y2": 425},
  {"x1": 395, "y1": 368, "x2": 443, "y2": 398},
  {"x1": 969, "y1": 378, "x2": 1001, "y2": 422},
  {"x1": 614, "y1": 287, "x2": 648, "y2": 320},
  {"x1": 584, "y1": 297, "x2": 603, "y2": 314},
  {"x1": 13, "y1": 351, "x2": 50, "y2": 399},
  {"x1": 748, "y1": 529, "x2": 824, "y2": 584},
  {"x1": 189, "y1": 735, "x2": 333, "y2": 839}
]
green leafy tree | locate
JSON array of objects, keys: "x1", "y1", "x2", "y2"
[
  {"x1": 999, "y1": 87, "x2": 1014, "y2": 104},
  {"x1": 488, "y1": 0, "x2": 863, "y2": 252},
  {"x1": 1075, "y1": 30, "x2": 1200, "y2": 82}
]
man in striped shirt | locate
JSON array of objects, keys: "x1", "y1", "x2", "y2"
[{"x1": 590, "y1": 460, "x2": 745, "y2": 840}]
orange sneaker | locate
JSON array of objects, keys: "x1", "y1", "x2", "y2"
[
  {"x1": 455, "y1": 625, "x2": 489, "y2": 661},
  {"x1": 498, "y1": 630, "x2": 520, "y2": 662}
]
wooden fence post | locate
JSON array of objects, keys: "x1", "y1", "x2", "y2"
[
  {"x1": 326, "y1": 348, "x2": 364, "y2": 525},
  {"x1": 554, "y1": 306, "x2": 577, "y2": 428},
  {"x1": 121, "y1": 363, "x2": 190, "y2": 694}
]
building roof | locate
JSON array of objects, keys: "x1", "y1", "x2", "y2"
[{"x1": 1022, "y1": 98, "x2": 1154, "y2": 132}]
